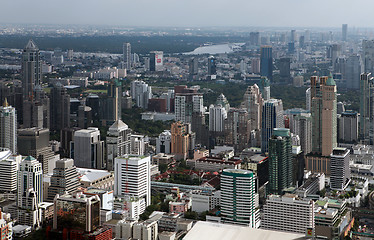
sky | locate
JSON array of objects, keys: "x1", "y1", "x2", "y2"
[{"x1": 0, "y1": 0, "x2": 373, "y2": 28}]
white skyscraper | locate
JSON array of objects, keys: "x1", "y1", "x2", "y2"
[
  {"x1": 130, "y1": 80, "x2": 152, "y2": 109},
  {"x1": 209, "y1": 104, "x2": 227, "y2": 132},
  {"x1": 123, "y1": 43, "x2": 131, "y2": 70},
  {"x1": 175, "y1": 94, "x2": 203, "y2": 124},
  {"x1": 114, "y1": 155, "x2": 151, "y2": 215},
  {"x1": 330, "y1": 148, "x2": 351, "y2": 190},
  {"x1": 107, "y1": 120, "x2": 131, "y2": 171},
  {"x1": 0, "y1": 99, "x2": 17, "y2": 153},
  {"x1": 0, "y1": 148, "x2": 21, "y2": 193}
]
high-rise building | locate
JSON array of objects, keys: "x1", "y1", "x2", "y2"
[
  {"x1": 174, "y1": 93, "x2": 203, "y2": 124},
  {"x1": 50, "y1": 84, "x2": 70, "y2": 132},
  {"x1": 216, "y1": 93, "x2": 230, "y2": 113},
  {"x1": 338, "y1": 111, "x2": 358, "y2": 143},
  {"x1": 345, "y1": 54, "x2": 363, "y2": 90},
  {"x1": 156, "y1": 130, "x2": 171, "y2": 154},
  {"x1": 260, "y1": 46, "x2": 273, "y2": 81},
  {"x1": 259, "y1": 77, "x2": 271, "y2": 100},
  {"x1": 249, "y1": 32, "x2": 260, "y2": 46},
  {"x1": 363, "y1": 40, "x2": 374, "y2": 74},
  {"x1": 224, "y1": 108, "x2": 251, "y2": 152},
  {"x1": 220, "y1": 169, "x2": 257, "y2": 227},
  {"x1": 149, "y1": 51, "x2": 163, "y2": 72},
  {"x1": 261, "y1": 99, "x2": 284, "y2": 153},
  {"x1": 171, "y1": 122, "x2": 193, "y2": 160},
  {"x1": 0, "y1": 99, "x2": 17, "y2": 153},
  {"x1": 342, "y1": 24, "x2": 348, "y2": 41},
  {"x1": 0, "y1": 148, "x2": 21, "y2": 193},
  {"x1": 268, "y1": 128, "x2": 293, "y2": 195},
  {"x1": 106, "y1": 120, "x2": 131, "y2": 171},
  {"x1": 71, "y1": 127, "x2": 104, "y2": 169},
  {"x1": 306, "y1": 87, "x2": 311, "y2": 111},
  {"x1": 207, "y1": 56, "x2": 217, "y2": 75},
  {"x1": 114, "y1": 155, "x2": 151, "y2": 215},
  {"x1": 189, "y1": 57, "x2": 198, "y2": 80},
  {"x1": 330, "y1": 148, "x2": 350, "y2": 190},
  {"x1": 292, "y1": 114, "x2": 312, "y2": 155},
  {"x1": 102, "y1": 79, "x2": 122, "y2": 124},
  {"x1": 17, "y1": 156, "x2": 43, "y2": 228},
  {"x1": 18, "y1": 128, "x2": 59, "y2": 174},
  {"x1": 47, "y1": 158, "x2": 80, "y2": 201},
  {"x1": 310, "y1": 75, "x2": 337, "y2": 156},
  {"x1": 261, "y1": 194, "x2": 315, "y2": 234},
  {"x1": 123, "y1": 43, "x2": 132, "y2": 70},
  {"x1": 359, "y1": 73, "x2": 373, "y2": 143},
  {"x1": 279, "y1": 58, "x2": 291, "y2": 84},
  {"x1": 327, "y1": 44, "x2": 341, "y2": 66},
  {"x1": 21, "y1": 40, "x2": 41, "y2": 100},
  {"x1": 130, "y1": 80, "x2": 152, "y2": 109},
  {"x1": 241, "y1": 84, "x2": 263, "y2": 131},
  {"x1": 209, "y1": 104, "x2": 227, "y2": 132}
]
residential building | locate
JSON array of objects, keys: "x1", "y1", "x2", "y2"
[
  {"x1": 359, "y1": 73, "x2": 373, "y2": 143},
  {"x1": 130, "y1": 80, "x2": 152, "y2": 109},
  {"x1": 156, "y1": 130, "x2": 171, "y2": 154},
  {"x1": 0, "y1": 99, "x2": 17, "y2": 153},
  {"x1": 224, "y1": 108, "x2": 251, "y2": 152},
  {"x1": 330, "y1": 148, "x2": 350, "y2": 190},
  {"x1": 123, "y1": 43, "x2": 131, "y2": 70},
  {"x1": 209, "y1": 104, "x2": 227, "y2": 132},
  {"x1": 171, "y1": 122, "x2": 192, "y2": 160},
  {"x1": 338, "y1": 111, "x2": 358, "y2": 143},
  {"x1": 0, "y1": 148, "x2": 21, "y2": 193},
  {"x1": 261, "y1": 99, "x2": 284, "y2": 153},
  {"x1": 106, "y1": 120, "x2": 131, "y2": 171}
]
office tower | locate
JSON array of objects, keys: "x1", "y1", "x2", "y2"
[
  {"x1": 47, "y1": 158, "x2": 80, "y2": 201},
  {"x1": 174, "y1": 93, "x2": 203, "y2": 124},
  {"x1": 220, "y1": 169, "x2": 257, "y2": 227},
  {"x1": 103, "y1": 79, "x2": 122, "y2": 124},
  {"x1": 288, "y1": 42, "x2": 295, "y2": 54},
  {"x1": 71, "y1": 127, "x2": 104, "y2": 169},
  {"x1": 114, "y1": 155, "x2": 151, "y2": 215},
  {"x1": 53, "y1": 192, "x2": 101, "y2": 232},
  {"x1": 50, "y1": 84, "x2": 70, "y2": 131},
  {"x1": 360, "y1": 73, "x2": 373, "y2": 143},
  {"x1": 261, "y1": 99, "x2": 284, "y2": 153},
  {"x1": 338, "y1": 111, "x2": 358, "y2": 143},
  {"x1": 337, "y1": 102, "x2": 345, "y2": 115},
  {"x1": 207, "y1": 56, "x2": 217, "y2": 75},
  {"x1": 21, "y1": 40, "x2": 41, "y2": 100},
  {"x1": 330, "y1": 148, "x2": 350, "y2": 190},
  {"x1": 260, "y1": 46, "x2": 273, "y2": 81},
  {"x1": 290, "y1": 30, "x2": 296, "y2": 42},
  {"x1": 156, "y1": 130, "x2": 171, "y2": 154},
  {"x1": 327, "y1": 44, "x2": 341, "y2": 66},
  {"x1": 0, "y1": 99, "x2": 17, "y2": 153},
  {"x1": 86, "y1": 94, "x2": 101, "y2": 122},
  {"x1": 77, "y1": 105, "x2": 92, "y2": 129},
  {"x1": 216, "y1": 93, "x2": 230, "y2": 113},
  {"x1": 224, "y1": 108, "x2": 251, "y2": 152},
  {"x1": 149, "y1": 51, "x2": 163, "y2": 72},
  {"x1": 306, "y1": 87, "x2": 311, "y2": 111},
  {"x1": 106, "y1": 120, "x2": 131, "y2": 171},
  {"x1": 342, "y1": 24, "x2": 348, "y2": 41},
  {"x1": 251, "y1": 58, "x2": 260, "y2": 74},
  {"x1": 160, "y1": 89, "x2": 174, "y2": 112},
  {"x1": 189, "y1": 57, "x2": 198, "y2": 80},
  {"x1": 171, "y1": 122, "x2": 193, "y2": 160},
  {"x1": 262, "y1": 194, "x2": 315, "y2": 234},
  {"x1": 310, "y1": 75, "x2": 337, "y2": 156},
  {"x1": 259, "y1": 77, "x2": 271, "y2": 100},
  {"x1": 345, "y1": 54, "x2": 363, "y2": 90},
  {"x1": 268, "y1": 128, "x2": 293, "y2": 195},
  {"x1": 209, "y1": 104, "x2": 227, "y2": 132},
  {"x1": 18, "y1": 128, "x2": 59, "y2": 174},
  {"x1": 240, "y1": 60, "x2": 247, "y2": 73},
  {"x1": 292, "y1": 115, "x2": 312, "y2": 155},
  {"x1": 17, "y1": 156, "x2": 43, "y2": 227},
  {"x1": 130, "y1": 80, "x2": 152, "y2": 109},
  {"x1": 23, "y1": 85, "x2": 50, "y2": 129},
  {"x1": 241, "y1": 84, "x2": 263, "y2": 131},
  {"x1": 363, "y1": 40, "x2": 374, "y2": 74},
  {"x1": 0, "y1": 149, "x2": 21, "y2": 193},
  {"x1": 123, "y1": 43, "x2": 131, "y2": 70},
  {"x1": 130, "y1": 134, "x2": 146, "y2": 156},
  {"x1": 249, "y1": 32, "x2": 260, "y2": 46},
  {"x1": 299, "y1": 35, "x2": 305, "y2": 48},
  {"x1": 279, "y1": 58, "x2": 291, "y2": 84}
]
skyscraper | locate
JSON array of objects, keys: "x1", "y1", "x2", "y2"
[
  {"x1": 207, "y1": 56, "x2": 217, "y2": 75},
  {"x1": 260, "y1": 46, "x2": 273, "y2": 81},
  {"x1": 130, "y1": 80, "x2": 152, "y2": 109},
  {"x1": 123, "y1": 43, "x2": 131, "y2": 70},
  {"x1": 363, "y1": 40, "x2": 374, "y2": 74},
  {"x1": 209, "y1": 104, "x2": 227, "y2": 132},
  {"x1": 241, "y1": 84, "x2": 263, "y2": 131},
  {"x1": 279, "y1": 58, "x2": 291, "y2": 84},
  {"x1": 21, "y1": 40, "x2": 41, "y2": 100},
  {"x1": 345, "y1": 54, "x2": 363, "y2": 90},
  {"x1": 338, "y1": 111, "x2": 358, "y2": 143},
  {"x1": 310, "y1": 75, "x2": 337, "y2": 156},
  {"x1": 249, "y1": 32, "x2": 260, "y2": 46},
  {"x1": 330, "y1": 148, "x2": 350, "y2": 190},
  {"x1": 342, "y1": 24, "x2": 348, "y2": 41},
  {"x1": 359, "y1": 73, "x2": 373, "y2": 143},
  {"x1": 106, "y1": 120, "x2": 131, "y2": 171},
  {"x1": 174, "y1": 93, "x2": 203, "y2": 124},
  {"x1": 261, "y1": 99, "x2": 284, "y2": 153},
  {"x1": 171, "y1": 122, "x2": 192, "y2": 160},
  {"x1": 114, "y1": 155, "x2": 151, "y2": 215},
  {"x1": 50, "y1": 84, "x2": 70, "y2": 132},
  {"x1": 102, "y1": 79, "x2": 122, "y2": 124},
  {"x1": 224, "y1": 108, "x2": 251, "y2": 152},
  {"x1": 189, "y1": 57, "x2": 198, "y2": 80},
  {"x1": 220, "y1": 169, "x2": 257, "y2": 227},
  {"x1": 0, "y1": 99, "x2": 17, "y2": 153},
  {"x1": 149, "y1": 51, "x2": 163, "y2": 72},
  {"x1": 268, "y1": 128, "x2": 293, "y2": 195}
]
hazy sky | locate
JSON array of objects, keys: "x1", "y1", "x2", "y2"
[{"x1": 1, "y1": 0, "x2": 372, "y2": 28}]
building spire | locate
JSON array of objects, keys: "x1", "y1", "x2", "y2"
[{"x1": 3, "y1": 98, "x2": 9, "y2": 107}]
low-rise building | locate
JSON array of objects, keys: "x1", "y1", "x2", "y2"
[{"x1": 194, "y1": 157, "x2": 241, "y2": 172}]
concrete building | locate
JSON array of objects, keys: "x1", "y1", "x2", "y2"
[
  {"x1": 207, "y1": 56, "x2": 217, "y2": 76},
  {"x1": 220, "y1": 169, "x2": 257, "y2": 227},
  {"x1": 114, "y1": 155, "x2": 151, "y2": 215},
  {"x1": 330, "y1": 148, "x2": 351, "y2": 190},
  {"x1": 279, "y1": 57, "x2": 291, "y2": 84},
  {"x1": 0, "y1": 148, "x2": 21, "y2": 193},
  {"x1": 156, "y1": 130, "x2": 172, "y2": 154},
  {"x1": 342, "y1": 24, "x2": 348, "y2": 41},
  {"x1": 261, "y1": 99, "x2": 284, "y2": 153},
  {"x1": 130, "y1": 134, "x2": 146, "y2": 156},
  {"x1": 171, "y1": 122, "x2": 192, "y2": 160},
  {"x1": 71, "y1": 127, "x2": 104, "y2": 169},
  {"x1": 209, "y1": 104, "x2": 227, "y2": 132},
  {"x1": 268, "y1": 128, "x2": 293, "y2": 195},
  {"x1": 363, "y1": 40, "x2": 374, "y2": 74},
  {"x1": 21, "y1": 40, "x2": 41, "y2": 101},
  {"x1": 241, "y1": 84, "x2": 263, "y2": 131},
  {"x1": 47, "y1": 158, "x2": 80, "y2": 201},
  {"x1": 149, "y1": 51, "x2": 163, "y2": 72},
  {"x1": 123, "y1": 43, "x2": 132, "y2": 70},
  {"x1": 359, "y1": 73, "x2": 373, "y2": 143},
  {"x1": 130, "y1": 80, "x2": 152, "y2": 109},
  {"x1": 194, "y1": 157, "x2": 241, "y2": 172},
  {"x1": 345, "y1": 54, "x2": 363, "y2": 90},
  {"x1": 338, "y1": 111, "x2": 358, "y2": 143},
  {"x1": 50, "y1": 84, "x2": 70, "y2": 132},
  {"x1": 106, "y1": 120, "x2": 131, "y2": 171},
  {"x1": 174, "y1": 93, "x2": 203, "y2": 124},
  {"x1": 191, "y1": 190, "x2": 220, "y2": 213},
  {"x1": 224, "y1": 108, "x2": 251, "y2": 152},
  {"x1": 261, "y1": 194, "x2": 315, "y2": 234},
  {"x1": 0, "y1": 99, "x2": 17, "y2": 153}
]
